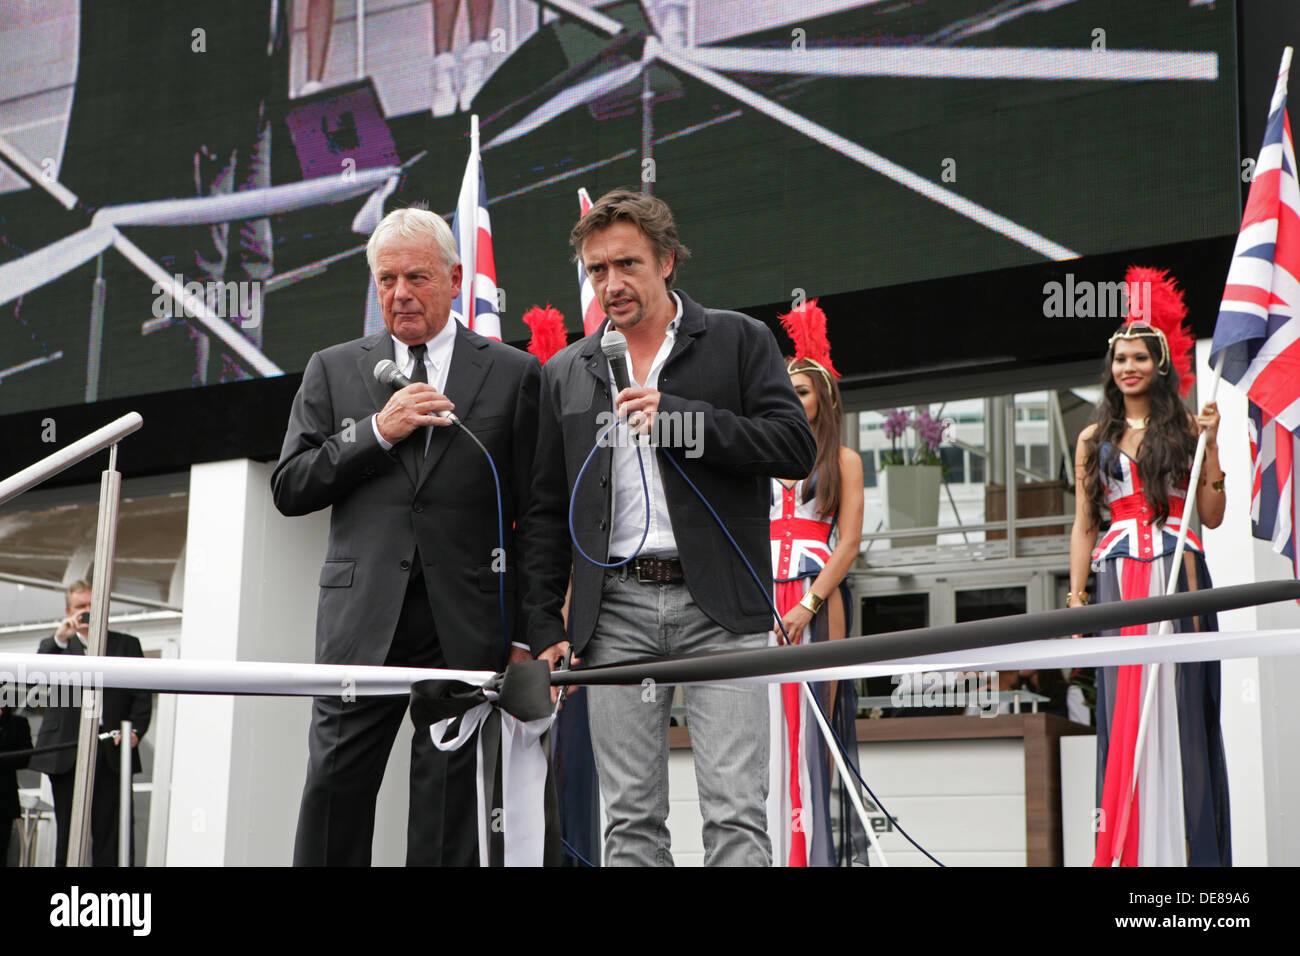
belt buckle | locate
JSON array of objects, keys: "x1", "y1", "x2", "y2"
[{"x1": 635, "y1": 558, "x2": 655, "y2": 584}]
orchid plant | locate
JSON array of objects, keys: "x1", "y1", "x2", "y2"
[{"x1": 880, "y1": 407, "x2": 951, "y2": 467}]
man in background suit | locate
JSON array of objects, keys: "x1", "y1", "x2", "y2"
[
  {"x1": 29, "y1": 580, "x2": 151, "y2": 867},
  {"x1": 0, "y1": 689, "x2": 32, "y2": 867},
  {"x1": 272, "y1": 206, "x2": 540, "y2": 866}
]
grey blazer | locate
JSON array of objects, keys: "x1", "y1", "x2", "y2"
[
  {"x1": 272, "y1": 322, "x2": 541, "y2": 670},
  {"x1": 520, "y1": 290, "x2": 816, "y2": 656}
]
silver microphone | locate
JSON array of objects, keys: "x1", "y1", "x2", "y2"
[
  {"x1": 600, "y1": 329, "x2": 632, "y2": 394},
  {"x1": 373, "y1": 358, "x2": 412, "y2": 389},
  {"x1": 373, "y1": 359, "x2": 458, "y2": 423}
]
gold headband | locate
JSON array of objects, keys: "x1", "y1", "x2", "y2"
[
  {"x1": 788, "y1": 358, "x2": 841, "y2": 410},
  {"x1": 1107, "y1": 323, "x2": 1170, "y2": 373}
]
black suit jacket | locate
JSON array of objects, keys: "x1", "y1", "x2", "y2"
[
  {"x1": 271, "y1": 322, "x2": 541, "y2": 670},
  {"x1": 28, "y1": 631, "x2": 151, "y2": 777},
  {"x1": 1, "y1": 708, "x2": 32, "y2": 820},
  {"x1": 521, "y1": 290, "x2": 817, "y2": 656}
]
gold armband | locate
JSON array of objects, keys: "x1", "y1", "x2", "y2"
[{"x1": 798, "y1": 591, "x2": 826, "y2": 614}]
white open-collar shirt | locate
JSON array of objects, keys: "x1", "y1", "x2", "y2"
[{"x1": 607, "y1": 292, "x2": 683, "y2": 560}]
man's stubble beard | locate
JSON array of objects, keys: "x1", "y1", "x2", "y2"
[{"x1": 607, "y1": 301, "x2": 645, "y2": 331}]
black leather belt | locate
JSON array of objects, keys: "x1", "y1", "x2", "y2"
[{"x1": 632, "y1": 555, "x2": 684, "y2": 583}]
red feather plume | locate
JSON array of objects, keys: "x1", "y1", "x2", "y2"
[
  {"x1": 777, "y1": 298, "x2": 839, "y2": 378},
  {"x1": 1123, "y1": 266, "x2": 1194, "y2": 396},
  {"x1": 522, "y1": 304, "x2": 568, "y2": 365}
]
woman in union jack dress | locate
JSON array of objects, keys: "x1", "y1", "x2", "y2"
[
  {"x1": 1070, "y1": 267, "x2": 1231, "y2": 867},
  {"x1": 768, "y1": 301, "x2": 866, "y2": 866}
]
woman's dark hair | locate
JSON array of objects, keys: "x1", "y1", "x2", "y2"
[
  {"x1": 787, "y1": 358, "x2": 843, "y2": 517},
  {"x1": 1080, "y1": 331, "x2": 1196, "y2": 527}
]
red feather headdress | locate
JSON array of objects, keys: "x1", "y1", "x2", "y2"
[
  {"x1": 778, "y1": 298, "x2": 840, "y2": 379},
  {"x1": 522, "y1": 304, "x2": 568, "y2": 365},
  {"x1": 1109, "y1": 266, "x2": 1195, "y2": 397}
]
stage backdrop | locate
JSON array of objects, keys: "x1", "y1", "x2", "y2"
[{"x1": 0, "y1": 0, "x2": 1239, "y2": 424}]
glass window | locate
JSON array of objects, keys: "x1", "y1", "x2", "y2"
[
  {"x1": 955, "y1": 587, "x2": 1027, "y2": 623},
  {"x1": 939, "y1": 445, "x2": 964, "y2": 483},
  {"x1": 861, "y1": 448, "x2": 877, "y2": 488},
  {"x1": 970, "y1": 451, "x2": 986, "y2": 484},
  {"x1": 1030, "y1": 444, "x2": 1050, "y2": 476},
  {"x1": 861, "y1": 592, "x2": 930, "y2": 698}
]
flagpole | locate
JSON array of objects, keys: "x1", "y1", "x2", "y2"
[
  {"x1": 468, "y1": 114, "x2": 480, "y2": 329},
  {"x1": 799, "y1": 682, "x2": 889, "y2": 866},
  {"x1": 1111, "y1": 44, "x2": 1293, "y2": 865},
  {"x1": 1109, "y1": 356, "x2": 1222, "y2": 865}
]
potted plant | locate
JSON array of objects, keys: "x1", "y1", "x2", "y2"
[{"x1": 878, "y1": 407, "x2": 950, "y2": 547}]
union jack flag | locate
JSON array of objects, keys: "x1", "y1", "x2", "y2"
[
  {"x1": 576, "y1": 187, "x2": 605, "y2": 335},
  {"x1": 452, "y1": 150, "x2": 501, "y2": 340},
  {"x1": 1210, "y1": 52, "x2": 1300, "y2": 574}
]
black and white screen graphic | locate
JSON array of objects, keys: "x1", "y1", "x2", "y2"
[{"x1": 0, "y1": 0, "x2": 1239, "y2": 417}]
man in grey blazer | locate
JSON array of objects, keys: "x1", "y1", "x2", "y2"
[
  {"x1": 272, "y1": 207, "x2": 540, "y2": 866},
  {"x1": 521, "y1": 190, "x2": 816, "y2": 865}
]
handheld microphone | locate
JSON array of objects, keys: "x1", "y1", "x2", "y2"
[
  {"x1": 373, "y1": 359, "x2": 458, "y2": 423},
  {"x1": 600, "y1": 329, "x2": 632, "y2": 395},
  {"x1": 373, "y1": 358, "x2": 412, "y2": 389}
]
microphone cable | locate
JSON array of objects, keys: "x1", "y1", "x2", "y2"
[
  {"x1": 562, "y1": 413, "x2": 942, "y2": 865},
  {"x1": 566, "y1": 415, "x2": 651, "y2": 569},
  {"x1": 447, "y1": 418, "x2": 511, "y2": 661},
  {"x1": 654, "y1": 449, "x2": 943, "y2": 867}
]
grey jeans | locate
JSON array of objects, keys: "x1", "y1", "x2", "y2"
[{"x1": 584, "y1": 571, "x2": 772, "y2": 866}]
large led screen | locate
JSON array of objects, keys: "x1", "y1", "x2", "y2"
[{"x1": 0, "y1": 0, "x2": 1240, "y2": 418}]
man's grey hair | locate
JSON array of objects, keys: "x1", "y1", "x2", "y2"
[{"x1": 366, "y1": 207, "x2": 460, "y2": 274}]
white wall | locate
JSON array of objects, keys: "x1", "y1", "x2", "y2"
[
  {"x1": 666, "y1": 736, "x2": 1025, "y2": 867},
  {"x1": 165, "y1": 459, "x2": 326, "y2": 865},
  {"x1": 1198, "y1": 340, "x2": 1300, "y2": 865}
]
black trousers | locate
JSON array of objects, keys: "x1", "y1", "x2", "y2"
[
  {"x1": 293, "y1": 566, "x2": 480, "y2": 866},
  {"x1": 49, "y1": 750, "x2": 134, "y2": 867}
]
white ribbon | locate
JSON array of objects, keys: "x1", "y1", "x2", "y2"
[
  {"x1": 429, "y1": 690, "x2": 555, "y2": 867},
  {"x1": 0, "y1": 652, "x2": 493, "y2": 697},
  {"x1": 6, "y1": 628, "x2": 1300, "y2": 697}
]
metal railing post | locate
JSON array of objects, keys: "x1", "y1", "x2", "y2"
[
  {"x1": 67, "y1": 442, "x2": 123, "y2": 866},
  {"x1": 119, "y1": 719, "x2": 133, "y2": 867},
  {"x1": 1004, "y1": 398, "x2": 1018, "y2": 559}
]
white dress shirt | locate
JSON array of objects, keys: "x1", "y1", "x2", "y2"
[
  {"x1": 366, "y1": 319, "x2": 530, "y2": 651},
  {"x1": 371, "y1": 316, "x2": 458, "y2": 450},
  {"x1": 607, "y1": 293, "x2": 683, "y2": 560}
]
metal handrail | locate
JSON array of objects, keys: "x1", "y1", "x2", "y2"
[
  {"x1": 0, "y1": 571, "x2": 180, "y2": 613},
  {"x1": 0, "y1": 411, "x2": 140, "y2": 866},
  {"x1": 0, "y1": 412, "x2": 142, "y2": 507},
  {"x1": 859, "y1": 512, "x2": 1074, "y2": 542}
]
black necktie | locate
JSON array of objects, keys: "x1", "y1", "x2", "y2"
[{"x1": 403, "y1": 344, "x2": 429, "y2": 475}]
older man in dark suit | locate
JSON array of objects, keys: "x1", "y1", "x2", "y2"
[
  {"x1": 272, "y1": 207, "x2": 540, "y2": 866},
  {"x1": 522, "y1": 189, "x2": 816, "y2": 866},
  {"x1": 29, "y1": 580, "x2": 151, "y2": 867}
]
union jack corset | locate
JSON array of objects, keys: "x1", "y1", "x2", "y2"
[
  {"x1": 770, "y1": 478, "x2": 836, "y2": 583},
  {"x1": 1090, "y1": 442, "x2": 1202, "y2": 568}
]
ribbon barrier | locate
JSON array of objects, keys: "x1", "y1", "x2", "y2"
[
  {"x1": 4, "y1": 580, "x2": 1299, "y2": 865},
  {"x1": 411, "y1": 661, "x2": 559, "y2": 867},
  {"x1": 551, "y1": 579, "x2": 1300, "y2": 688},
  {"x1": 0, "y1": 654, "x2": 494, "y2": 698}
]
